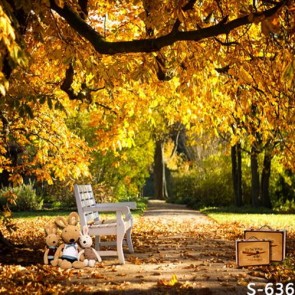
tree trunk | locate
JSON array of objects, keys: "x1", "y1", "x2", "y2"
[
  {"x1": 231, "y1": 143, "x2": 243, "y2": 206},
  {"x1": 261, "y1": 148, "x2": 272, "y2": 208},
  {"x1": 0, "y1": 144, "x2": 23, "y2": 188},
  {"x1": 251, "y1": 147, "x2": 260, "y2": 207},
  {"x1": 0, "y1": 231, "x2": 14, "y2": 248},
  {"x1": 153, "y1": 140, "x2": 168, "y2": 199},
  {"x1": 0, "y1": 170, "x2": 10, "y2": 188},
  {"x1": 171, "y1": 126, "x2": 195, "y2": 161}
]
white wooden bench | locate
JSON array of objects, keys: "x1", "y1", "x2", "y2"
[{"x1": 74, "y1": 184, "x2": 137, "y2": 264}]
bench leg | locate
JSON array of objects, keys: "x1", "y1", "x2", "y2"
[
  {"x1": 126, "y1": 228, "x2": 134, "y2": 253},
  {"x1": 95, "y1": 235, "x2": 101, "y2": 251},
  {"x1": 117, "y1": 232, "x2": 125, "y2": 264}
]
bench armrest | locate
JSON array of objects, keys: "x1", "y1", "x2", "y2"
[
  {"x1": 96, "y1": 202, "x2": 137, "y2": 210},
  {"x1": 83, "y1": 204, "x2": 131, "y2": 215}
]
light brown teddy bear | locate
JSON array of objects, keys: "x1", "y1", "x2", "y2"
[
  {"x1": 44, "y1": 223, "x2": 60, "y2": 265},
  {"x1": 51, "y1": 212, "x2": 85, "y2": 269}
]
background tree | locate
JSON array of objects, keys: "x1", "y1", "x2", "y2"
[
  {"x1": 1, "y1": 0, "x2": 295, "y2": 207},
  {"x1": 194, "y1": 5, "x2": 295, "y2": 208}
]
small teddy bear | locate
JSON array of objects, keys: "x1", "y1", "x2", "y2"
[
  {"x1": 44, "y1": 223, "x2": 60, "y2": 265},
  {"x1": 78, "y1": 225, "x2": 102, "y2": 267},
  {"x1": 51, "y1": 212, "x2": 85, "y2": 269}
]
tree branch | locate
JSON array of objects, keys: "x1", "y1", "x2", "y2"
[{"x1": 49, "y1": 0, "x2": 286, "y2": 55}]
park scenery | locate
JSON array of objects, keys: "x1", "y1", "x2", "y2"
[{"x1": 0, "y1": 0, "x2": 295, "y2": 294}]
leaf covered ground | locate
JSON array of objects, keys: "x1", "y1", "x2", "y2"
[{"x1": 0, "y1": 202, "x2": 294, "y2": 294}]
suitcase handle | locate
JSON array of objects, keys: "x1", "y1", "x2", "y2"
[
  {"x1": 258, "y1": 225, "x2": 273, "y2": 230},
  {"x1": 245, "y1": 236, "x2": 260, "y2": 241}
]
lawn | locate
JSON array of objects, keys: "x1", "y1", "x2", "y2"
[
  {"x1": 205, "y1": 212, "x2": 295, "y2": 232},
  {"x1": 200, "y1": 205, "x2": 295, "y2": 232}
]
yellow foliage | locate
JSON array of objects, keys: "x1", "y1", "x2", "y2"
[
  {"x1": 0, "y1": 0, "x2": 295, "y2": 182},
  {"x1": 2, "y1": 190, "x2": 17, "y2": 205},
  {"x1": 158, "y1": 274, "x2": 178, "y2": 287},
  {"x1": 239, "y1": 66, "x2": 253, "y2": 84},
  {"x1": 164, "y1": 139, "x2": 181, "y2": 170},
  {"x1": 8, "y1": 174, "x2": 23, "y2": 186}
]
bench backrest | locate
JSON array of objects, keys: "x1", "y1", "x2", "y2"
[{"x1": 74, "y1": 184, "x2": 100, "y2": 226}]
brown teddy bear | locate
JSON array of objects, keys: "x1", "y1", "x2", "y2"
[
  {"x1": 44, "y1": 223, "x2": 60, "y2": 265},
  {"x1": 51, "y1": 212, "x2": 85, "y2": 269}
]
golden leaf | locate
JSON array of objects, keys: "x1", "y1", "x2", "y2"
[
  {"x1": 158, "y1": 274, "x2": 178, "y2": 286},
  {"x1": 239, "y1": 66, "x2": 253, "y2": 84},
  {"x1": 8, "y1": 174, "x2": 24, "y2": 185},
  {"x1": 282, "y1": 60, "x2": 295, "y2": 84}
]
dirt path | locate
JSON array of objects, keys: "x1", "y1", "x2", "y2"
[
  {"x1": 72, "y1": 200, "x2": 267, "y2": 294},
  {"x1": 143, "y1": 199, "x2": 214, "y2": 222}
]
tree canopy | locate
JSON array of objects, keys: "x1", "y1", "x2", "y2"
[
  {"x1": 1, "y1": 0, "x2": 295, "y2": 192},
  {"x1": 0, "y1": 1, "x2": 289, "y2": 82}
]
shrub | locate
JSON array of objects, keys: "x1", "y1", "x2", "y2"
[
  {"x1": 0, "y1": 182, "x2": 43, "y2": 211},
  {"x1": 273, "y1": 169, "x2": 295, "y2": 203},
  {"x1": 39, "y1": 181, "x2": 76, "y2": 209},
  {"x1": 273, "y1": 199, "x2": 295, "y2": 214},
  {"x1": 170, "y1": 154, "x2": 234, "y2": 208}
]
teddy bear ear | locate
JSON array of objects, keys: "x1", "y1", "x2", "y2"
[
  {"x1": 55, "y1": 217, "x2": 68, "y2": 229},
  {"x1": 51, "y1": 226, "x2": 57, "y2": 234},
  {"x1": 68, "y1": 212, "x2": 80, "y2": 225},
  {"x1": 83, "y1": 225, "x2": 88, "y2": 235},
  {"x1": 44, "y1": 226, "x2": 51, "y2": 235},
  {"x1": 45, "y1": 223, "x2": 57, "y2": 235}
]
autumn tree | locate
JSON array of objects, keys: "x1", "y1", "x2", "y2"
[
  {"x1": 0, "y1": 22, "x2": 95, "y2": 187},
  {"x1": 0, "y1": 0, "x2": 294, "y2": 201},
  {"x1": 0, "y1": 1, "x2": 288, "y2": 89},
  {"x1": 0, "y1": 94, "x2": 92, "y2": 186},
  {"x1": 67, "y1": 109, "x2": 155, "y2": 201},
  {"x1": 196, "y1": 3, "x2": 295, "y2": 208}
]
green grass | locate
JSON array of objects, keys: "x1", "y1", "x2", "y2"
[
  {"x1": 201, "y1": 207, "x2": 295, "y2": 232},
  {"x1": 10, "y1": 197, "x2": 148, "y2": 219},
  {"x1": 200, "y1": 205, "x2": 275, "y2": 214},
  {"x1": 11, "y1": 209, "x2": 71, "y2": 219}
]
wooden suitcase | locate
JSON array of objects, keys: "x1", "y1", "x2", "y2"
[
  {"x1": 236, "y1": 237, "x2": 271, "y2": 267},
  {"x1": 244, "y1": 226, "x2": 286, "y2": 262}
]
